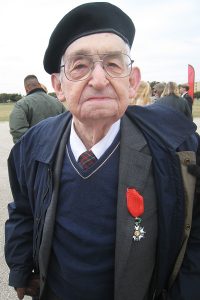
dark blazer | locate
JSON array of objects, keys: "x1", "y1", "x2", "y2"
[
  {"x1": 5, "y1": 106, "x2": 199, "y2": 300},
  {"x1": 156, "y1": 94, "x2": 192, "y2": 120},
  {"x1": 183, "y1": 92, "x2": 193, "y2": 112}
]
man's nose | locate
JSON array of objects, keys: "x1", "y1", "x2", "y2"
[{"x1": 88, "y1": 63, "x2": 109, "y2": 89}]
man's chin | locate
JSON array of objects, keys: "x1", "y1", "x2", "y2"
[{"x1": 80, "y1": 110, "x2": 118, "y2": 123}]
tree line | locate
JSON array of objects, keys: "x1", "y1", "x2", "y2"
[
  {"x1": 0, "y1": 92, "x2": 57, "y2": 103},
  {"x1": 0, "y1": 93, "x2": 22, "y2": 103}
]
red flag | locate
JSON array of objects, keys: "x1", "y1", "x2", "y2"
[{"x1": 188, "y1": 64, "x2": 195, "y2": 99}]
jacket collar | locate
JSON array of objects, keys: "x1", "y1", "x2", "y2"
[
  {"x1": 24, "y1": 103, "x2": 197, "y2": 164},
  {"x1": 27, "y1": 87, "x2": 46, "y2": 95},
  {"x1": 22, "y1": 111, "x2": 72, "y2": 164},
  {"x1": 126, "y1": 104, "x2": 197, "y2": 150},
  {"x1": 115, "y1": 115, "x2": 151, "y2": 284}
]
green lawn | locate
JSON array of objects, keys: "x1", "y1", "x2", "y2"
[
  {"x1": 192, "y1": 99, "x2": 200, "y2": 118},
  {"x1": 0, "y1": 103, "x2": 14, "y2": 121},
  {"x1": 0, "y1": 100, "x2": 200, "y2": 122}
]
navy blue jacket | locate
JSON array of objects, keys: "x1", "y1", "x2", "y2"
[{"x1": 5, "y1": 105, "x2": 200, "y2": 299}]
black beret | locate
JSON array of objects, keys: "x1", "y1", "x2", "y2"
[{"x1": 43, "y1": 2, "x2": 135, "y2": 74}]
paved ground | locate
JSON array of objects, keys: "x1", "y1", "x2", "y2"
[
  {"x1": 0, "y1": 123, "x2": 29, "y2": 300},
  {"x1": 0, "y1": 119, "x2": 200, "y2": 299}
]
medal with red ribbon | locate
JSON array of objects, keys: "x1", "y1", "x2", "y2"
[{"x1": 126, "y1": 187, "x2": 145, "y2": 241}]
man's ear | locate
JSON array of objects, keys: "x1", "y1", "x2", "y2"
[
  {"x1": 129, "y1": 67, "x2": 141, "y2": 99},
  {"x1": 51, "y1": 74, "x2": 66, "y2": 102}
]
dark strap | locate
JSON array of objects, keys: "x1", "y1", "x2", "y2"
[{"x1": 39, "y1": 123, "x2": 71, "y2": 299}]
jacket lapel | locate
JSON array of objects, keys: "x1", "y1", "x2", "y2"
[{"x1": 115, "y1": 115, "x2": 152, "y2": 286}]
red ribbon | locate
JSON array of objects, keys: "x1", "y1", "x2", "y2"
[{"x1": 126, "y1": 188, "x2": 144, "y2": 217}]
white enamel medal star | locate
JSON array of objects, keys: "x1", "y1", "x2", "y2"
[{"x1": 133, "y1": 224, "x2": 146, "y2": 241}]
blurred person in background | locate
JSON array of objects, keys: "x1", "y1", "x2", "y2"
[
  {"x1": 9, "y1": 75, "x2": 66, "y2": 143},
  {"x1": 156, "y1": 81, "x2": 192, "y2": 120},
  {"x1": 130, "y1": 80, "x2": 151, "y2": 106},
  {"x1": 151, "y1": 82, "x2": 166, "y2": 103},
  {"x1": 40, "y1": 83, "x2": 48, "y2": 93},
  {"x1": 179, "y1": 83, "x2": 193, "y2": 113}
]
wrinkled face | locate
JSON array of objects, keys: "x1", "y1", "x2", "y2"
[{"x1": 52, "y1": 33, "x2": 140, "y2": 126}]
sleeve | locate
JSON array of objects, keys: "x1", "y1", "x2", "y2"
[
  {"x1": 9, "y1": 102, "x2": 30, "y2": 143},
  {"x1": 188, "y1": 133, "x2": 200, "y2": 193},
  {"x1": 183, "y1": 99, "x2": 193, "y2": 121},
  {"x1": 5, "y1": 141, "x2": 34, "y2": 288}
]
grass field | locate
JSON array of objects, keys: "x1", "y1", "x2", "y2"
[
  {"x1": 0, "y1": 103, "x2": 14, "y2": 121},
  {"x1": 192, "y1": 99, "x2": 200, "y2": 118},
  {"x1": 0, "y1": 100, "x2": 200, "y2": 122}
]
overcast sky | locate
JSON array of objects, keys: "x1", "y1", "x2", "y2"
[{"x1": 1, "y1": 0, "x2": 199, "y2": 94}]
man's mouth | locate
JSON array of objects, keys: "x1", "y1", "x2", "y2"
[{"x1": 86, "y1": 96, "x2": 112, "y2": 101}]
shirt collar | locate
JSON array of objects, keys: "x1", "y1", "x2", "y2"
[
  {"x1": 182, "y1": 92, "x2": 187, "y2": 97},
  {"x1": 70, "y1": 119, "x2": 120, "y2": 161}
]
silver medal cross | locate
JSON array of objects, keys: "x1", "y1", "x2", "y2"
[{"x1": 133, "y1": 217, "x2": 145, "y2": 241}]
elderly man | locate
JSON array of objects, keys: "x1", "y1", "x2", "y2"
[{"x1": 5, "y1": 2, "x2": 200, "y2": 300}]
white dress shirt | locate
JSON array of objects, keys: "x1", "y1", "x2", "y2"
[
  {"x1": 181, "y1": 92, "x2": 187, "y2": 97},
  {"x1": 70, "y1": 119, "x2": 120, "y2": 161}
]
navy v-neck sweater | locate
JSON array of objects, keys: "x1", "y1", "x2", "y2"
[{"x1": 48, "y1": 134, "x2": 120, "y2": 300}]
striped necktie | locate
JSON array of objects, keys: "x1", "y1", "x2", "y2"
[{"x1": 78, "y1": 150, "x2": 97, "y2": 170}]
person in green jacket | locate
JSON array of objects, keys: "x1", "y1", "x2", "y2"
[{"x1": 9, "y1": 74, "x2": 66, "y2": 143}]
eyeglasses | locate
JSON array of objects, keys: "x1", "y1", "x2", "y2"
[{"x1": 60, "y1": 53, "x2": 134, "y2": 81}]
